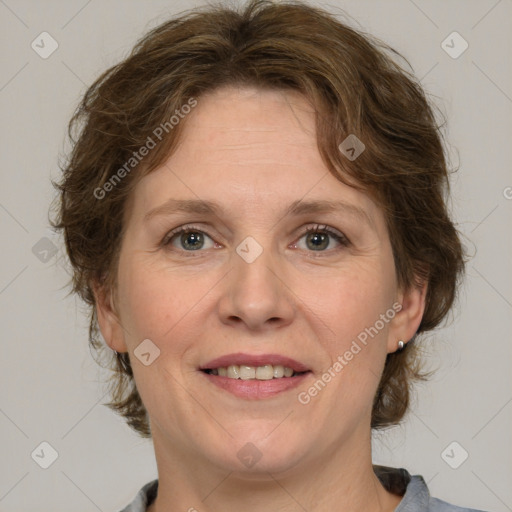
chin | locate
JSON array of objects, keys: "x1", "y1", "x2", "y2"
[{"x1": 213, "y1": 429, "x2": 309, "y2": 476}]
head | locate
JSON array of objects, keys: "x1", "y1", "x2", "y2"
[{"x1": 52, "y1": 0, "x2": 464, "y2": 472}]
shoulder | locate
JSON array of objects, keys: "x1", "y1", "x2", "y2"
[
  {"x1": 402, "y1": 474, "x2": 490, "y2": 512},
  {"x1": 118, "y1": 479, "x2": 158, "y2": 512},
  {"x1": 427, "y1": 495, "x2": 489, "y2": 512},
  {"x1": 374, "y1": 465, "x2": 490, "y2": 512}
]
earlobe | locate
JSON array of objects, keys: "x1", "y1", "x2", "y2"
[
  {"x1": 92, "y1": 280, "x2": 128, "y2": 353},
  {"x1": 387, "y1": 280, "x2": 428, "y2": 353}
]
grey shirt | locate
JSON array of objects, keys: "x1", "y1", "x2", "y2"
[{"x1": 119, "y1": 465, "x2": 488, "y2": 512}]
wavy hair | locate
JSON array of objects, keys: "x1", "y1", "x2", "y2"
[{"x1": 51, "y1": 0, "x2": 465, "y2": 437}]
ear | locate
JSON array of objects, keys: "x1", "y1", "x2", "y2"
[
  {"x1": 92, "y1": 279, "x2": 129, "y2": 353},
  {"x1": 386, "y1": 279, "x2": 428, "y2": 353}
]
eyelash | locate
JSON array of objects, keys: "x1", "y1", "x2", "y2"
[{"x1": 161, "y1": 224, "x2": 350, "y2": 254}]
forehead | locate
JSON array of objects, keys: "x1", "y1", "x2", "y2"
[
  {"x1": 126, "y1": 86, "x2": 383, "y2": 229},
  {"x1": 171, "y1": 86, "x2": 320, "y2": 169}
]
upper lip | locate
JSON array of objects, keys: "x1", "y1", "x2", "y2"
[{"x1": 200, "y1": 353, "x2": 310, "y2": 373}]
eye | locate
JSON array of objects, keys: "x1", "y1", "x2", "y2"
[
  {"x1": 162, "y1": 224, "x2": 348, "y2": 254},
  {"x1": 294, "y1": 224, "x2": 349, "y2": 252},
  {"x1": 162, "y1": 226, "x2": 217, "y2": 251}
]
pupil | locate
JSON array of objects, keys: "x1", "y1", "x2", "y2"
[
  {"x1": 307, "y1": 232, "x2": 328, "y2": 251},
  {"x1": 182, "y1": 232, "x2": 203, "y2": 250}
]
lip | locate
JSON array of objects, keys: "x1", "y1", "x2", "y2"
[
  {"x1": 201, "y1": 371, "x2": 311, "y2": 399},
  {"x1": 200, "y1": 352, "x2": 310, "y2": 373},
  {"x1": 199, "y1": 352, "x2": 311, "y2": 400}
]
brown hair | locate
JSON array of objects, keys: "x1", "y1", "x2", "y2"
[{"x1": 51, "y1": 0, "x2": 465, "y2": 437}]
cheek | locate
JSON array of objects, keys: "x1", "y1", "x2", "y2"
[
  {"x1": 300, "y1": 259, "x2": 396, "y2": 401},
  {"x1": 305, "y1": 261, "x2": 395, "y2": 344},
  {"x1": 116, "y1": 253, "x2": 200, "y2": 346}
]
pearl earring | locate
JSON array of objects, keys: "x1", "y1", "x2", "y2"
[{"x1": 397, "y1": 340, "x2": 405, "y2": 352}]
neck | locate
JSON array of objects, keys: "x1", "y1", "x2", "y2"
[{"x1": 147, "y1": 426, "x2": 402, "y2": 512}]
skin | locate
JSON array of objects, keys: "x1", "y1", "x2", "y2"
[{"x1": 95, "y1": 86, "x2": 426, "y2": 512}]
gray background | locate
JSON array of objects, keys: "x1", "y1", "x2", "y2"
[{"x1": 1, "y1": 0, "x2": 511, "y2": 510}]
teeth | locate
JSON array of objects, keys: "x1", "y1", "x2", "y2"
[
  {"x1": 227, "y1": 365, "x2": 240, "y2": 379},
  {"x1": 256, "y1": 365, "x2": 274, "y2": 380},
  {"x1": 273, "y1": 365, "x2": 284, "y2": 378},
  {"x1": 239, "y1": 365, "x2": 256, "y2": 380},
  {"x1": 208, "y1": 364, "x2": 299, "y2": 380}
]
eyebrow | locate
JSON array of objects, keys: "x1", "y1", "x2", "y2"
[{"x1": 144, "y1": 198, "x2": 374, "y2": 229}]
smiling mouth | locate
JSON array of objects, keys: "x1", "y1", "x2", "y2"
[{"x1": 202, "y1": 364, "x2": 309, "y2": 380}]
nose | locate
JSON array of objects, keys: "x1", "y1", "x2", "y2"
[{"x1": 216, "y1": 243, "x2": 295, "y2": 332}]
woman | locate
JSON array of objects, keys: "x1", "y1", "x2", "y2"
[{"x1": 52, "y1": 1, "x2": 484, "y2": 510}]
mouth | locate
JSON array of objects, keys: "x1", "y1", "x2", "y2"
[
  {"x1": 199, "y1": 353, "x2": 312, "y2": 399},
  {"x1": 202, "y1": 364, "x2": 306, "y2": 380}
]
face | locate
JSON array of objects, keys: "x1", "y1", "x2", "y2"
[{"x1": 96, "y1": 86, "x2": 425, "y2": 475}]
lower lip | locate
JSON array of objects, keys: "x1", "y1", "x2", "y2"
[{"x1": 201, "y1": 371, "x2": 311, "y2": 399}]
